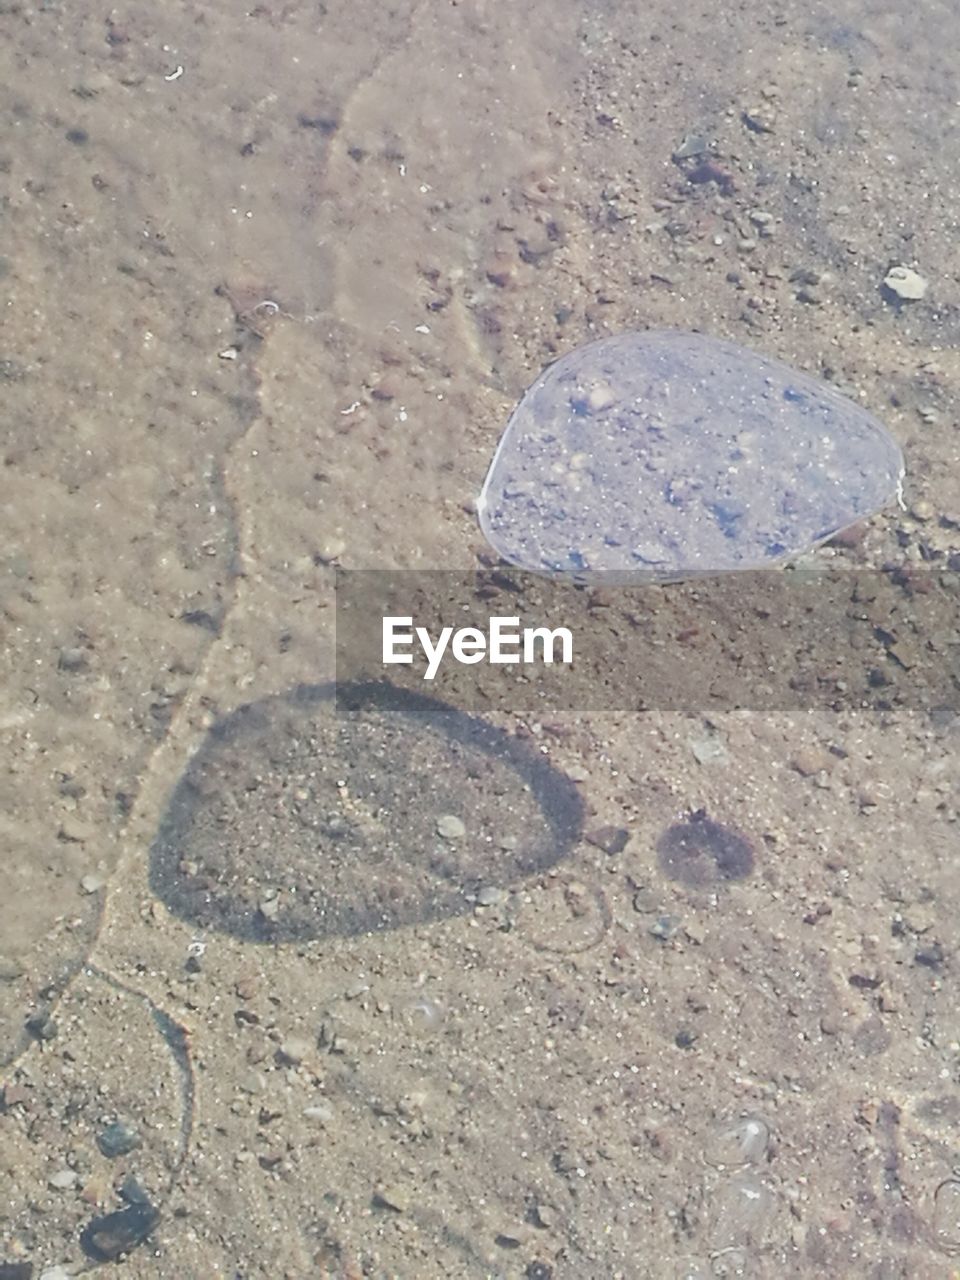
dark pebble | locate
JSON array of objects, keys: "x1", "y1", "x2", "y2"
[
  {"x1": 97, "y1": 1120, "x2": 141, "y2": 1158},
  {"x1": 915, "y1": 941, "x2": 945, "y2": 968},
  {"x1": 80, "y1": 1202, "x2": 159, "y2": 1261},
  {"x1": 24, "y1": 1012, "x2": 57, "y2": 1042},
  {"x1": 66, "y1": 128, "x2": 89, "y2": 145}
]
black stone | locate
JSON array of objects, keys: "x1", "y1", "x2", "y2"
[{"x1": 80, "y1": 1202, "x2": 159, "y2": 1262}]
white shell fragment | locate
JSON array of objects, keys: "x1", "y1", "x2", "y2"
[{"x1": 477, "y1": 330, "x2": 904, "y2": 578}]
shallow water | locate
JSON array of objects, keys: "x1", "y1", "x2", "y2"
[{"x1": 2, "y1": 0, "x2": 960, "y2": 1276}]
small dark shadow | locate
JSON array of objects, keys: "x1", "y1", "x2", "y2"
[
  {"x1": 149, "y1": 681, "x2": 584, "y2": 942},
  {"x1": 656, "y1": 809, "x2": 755, "y2": 888}
]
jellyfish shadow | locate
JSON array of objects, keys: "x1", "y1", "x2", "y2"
[{"x1": 149, "y1": 680, "x2": 584, "y2": 943}]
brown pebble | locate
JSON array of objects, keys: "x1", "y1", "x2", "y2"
[
  {"x1": 827, "y1": 521, "x2": 868, "y2": 549},
  {"x1": 790, "y1": 747, "x2": 833, "y2": 778},
  {"x1": 1, "y1": 1083, "x2": 32, "y2": 1110},
  {"x1": 235, "y1": 975, "x2": 259, "y2": 1001},
  {"x1": 585, "y1": 825, "x2": 629, "y2": 855}
]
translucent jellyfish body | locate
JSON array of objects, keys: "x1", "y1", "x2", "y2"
[{"x1": 478, "y1": 330, "x2": 904, "y2": 578}]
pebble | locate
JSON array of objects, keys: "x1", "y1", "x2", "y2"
[
  {"x1": 883, "y1": 265, "x2": 928, "y2": 301},
  {"x1": 40, "y1": 1269, "x2": 74, "y2": 1280},
  {"x1": 58, "y1": 648, "x2": 88, "y2": 673},
  {"x1": 97, "y1": 1121, "x2": 140, "y2": 1158},
  {"x1": 672, "y1": 134, "x2": 709, "y2": 160},
  {"x1": 258, "y1": 895, "x2": 280, "y2": 922},
  {"x1": 80, "y1": 1202, "x2": 159, "y2": 1262},
  {"x1": 532, "y1": 1203, "x2": 555, "y2": 1228},
  {"x1": 278, "y1": 1036, "x2": 312, "y2": 1065},
  {"x1": 238, "y1": 1071, "x2": 266, "y2": 1095},
  {"x1": 58, "y1": 817, "x2": 93, "y2": 843},
  {"x1": 476, "y1": 885, "x2": 505, "y2": 906},
  {"x1": 789, "y1": 747, "x2": 833, "y2": 778},
  {"x1": 650, "y1": 915, "x2": 680, "y2": 942},
  {"x1": 303, "y1": 1101, "x2": 334, "y2": 1123},
  {"x1": 315, "y1": 537, "x2": 346, "y2": 564},
  {"x1": 49, "y1": 1168, "x2": 78, "y2": 1190},
  {"x1": 703, "y1": 1115, "x2": 771, "y2": 1168},
  {"x1": 436, "y1": 814, "x2": 466, "y2": 840},
  {"x1": 585, "y1": 825, "x2": 629, "y2": 855},
  {"x1": 0, "y1": 955, "x2": 25, "y2": 981},
  {"x1": 689, "y1": 733, "x2": 730, "y2": 766},
  {"x1": 373, "y1": 1183, "x2": 410, "y2": 1212},
  {"x1": 565, "y1": 764, "x2": 589, "y2": 783},
  {"x1": 80, "y1": 874, "x2": 105, "y2": 895}
]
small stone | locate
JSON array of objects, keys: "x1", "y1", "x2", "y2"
[
  {"x1": 476, "y1": 885, "x2": 505, "y2": 906},
  {"x1": 585, "y1": 825, "x2": 629, "y2": 855},
  {"x1": 373, "y1": 1183, "x2": 410, "y2": 1212},
  {"x1": 532, "y1": 1203, "x2": 555, "y2": 1229},
  {"x1": 689, "y1": 734, "x2": 729, "y2": 765},
  {"x1": 81, "y1": 1173, "x2": 111, "y2": 1206},
  {"x1": 258, "y1": 895, "x2": 280, "y2": 922},
  {"x1": 80, "y1": 1202, "x2": 159, "y2": 1262},
  {"x1": 235, "y1": 975, "x2": 259, "y2": 1001},
  {"x1": 1, "y1": 1083, "x2": 31, "y2": 1108},
  {"x1": 49, "y1": 1168, "x2": 78, "y2": 1190},
  {"x1": 790, "y1": 748, "x2": 833, "y2": 778},
  {"x1": 303, "y1": 1101, "x2": 334, "y2": 1123},
  {"x1": 910, "y1": 500, "x2": 934, "y2": 522},
  {"x1": 915, "y1": 941, "x2": 945, "y2": 969},
  {"x1": 650, "y1": 915, "x2": 680, "y2": 941},
  {"x1": 97, "y1": 1121, "x2": 140, "y2": 1159},
  {"x1": 80, "y1": 875, "x2": 105, "y2": 895},
  {"x1": 58, "y1": 817, "x2": 93, "y2": 843},
  {"x1": 565, "y1": 764, "x2": 589, "y2": 783},
  {"x1": 315, "y1": 538, "x2": 346, "y2": 565},
  {"x1": 25, "y1": 1012, "x2": 58, "y2": 1041},
  {"x1": 742, "y1": 106, "x2": 776, "y2": 133},
  {"x1": 883, "y1": 266, "x2": 928, "y2": 301},
  {"x1": 495, "y1": 1227, "x2": 526, "y2": 1249},
  {"x1": 672, "y1": 134, "x2": 709, "y2": 160},
  {"x1": 436, "y1": 814, "x2": 466, "y2": 840},
  {"x1": 58, "y1": 648, "x2": 88, "y2": 673},
  {"x1": 278, "y1": 1036, "x2": 312, "y2": 1066}
]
